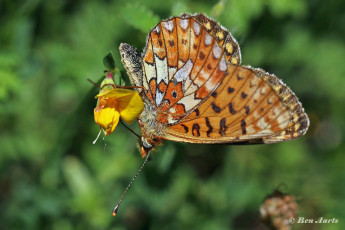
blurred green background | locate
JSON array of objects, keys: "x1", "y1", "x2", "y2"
[{"x1": 1, "y1": 0, "x2": 344, "y2": 229}]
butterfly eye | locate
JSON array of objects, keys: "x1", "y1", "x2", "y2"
[{"x1": 141, "y1": 137, "x2": 153, "y2": 149}]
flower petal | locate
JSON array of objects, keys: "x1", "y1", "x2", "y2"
[
  {"x1": 96, "y1": 88, "x2": 136, "y2": 99},
  {"x1": 94, "y1": 107, "x2": 120, "y2": 135},
  {"x1": 118, "y1": 91, "x2": 144, "y2": 124}
]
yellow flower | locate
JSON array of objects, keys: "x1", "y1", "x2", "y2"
[{"x1": 94, "y1": 73, "x2": 144, "y2": 135}]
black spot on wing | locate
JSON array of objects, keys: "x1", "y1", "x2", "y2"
[
  {"x1": 219, "y1": 118, "x2": 227, "y2": 136},
  {"x1": 212, "y1": 102, "x2": 221, "y2": 113},
  {"x1": 168, "y1": 40, "x2": 175, "y2": 47},
  {"x1": 244, "y1": 105, "x2": 250, "y2": 115},
  {"x1": 205, "y1": 117, "x2": 213, "y2": 137},
  {"x1": 181, "y1": 124, "x2": 188, "y2": 133},
  {"x1": 192, "y1": 123, "x2": 200, "y2": 137},
  {"x1": 228, "y1": 87, "x2": 234, "y2": 93},
  {"x1": 241, "y1": 119, "x2": 247, "y2": 135},
  {"x1": 228, "y1": 102, "x2": 236, "y2": 115}
]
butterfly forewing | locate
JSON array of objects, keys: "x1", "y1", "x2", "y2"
[
  {"x1": 139, "y1": 15, "x2": 242, "y2": 116},
  {"x1": 192, "y1": 14, "x2": 241, "y2": 65}
]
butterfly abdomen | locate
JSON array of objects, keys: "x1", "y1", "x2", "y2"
[{"x1": 120, "y1": 43, "x2": 144, "y2": 89}]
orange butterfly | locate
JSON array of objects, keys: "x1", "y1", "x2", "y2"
[{"x1": 119, "y1": 13, "x2": 309, "y2": 158}]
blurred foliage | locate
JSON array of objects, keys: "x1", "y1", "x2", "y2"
[{"x1": 0, "y1": 0, "x2": 344, "y2": 229}]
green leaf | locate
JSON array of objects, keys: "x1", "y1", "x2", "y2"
[
  {"x1": 121, "y1": 4, "x2": 160, "y2": 33},
  {"x1": 102, "y1": 52, "x2": 116, "y2": 70}
]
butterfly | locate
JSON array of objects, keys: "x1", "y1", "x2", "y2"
[{"x1": 118, "y1": 13, "x2": 309, "y2": 158}]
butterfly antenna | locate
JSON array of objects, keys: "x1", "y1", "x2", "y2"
[
  {"x1": 120, "y1": 120, "x2": 141, "y2": 139},
  {"x1": 112, "y1": 149, "x2": 152, "y2": 216},
  {"x1": 87, "y1": 78, "x2": 101, "y2": 88}
]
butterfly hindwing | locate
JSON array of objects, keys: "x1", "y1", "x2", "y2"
[{"x1": 164, "y1": 65, "x2": 309, "y2": 143}]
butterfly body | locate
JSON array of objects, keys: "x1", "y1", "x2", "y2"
[{"x1": 120, "y1": 14, "x2": 309, "y2": 157}]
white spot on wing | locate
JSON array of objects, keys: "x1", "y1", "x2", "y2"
[
  {"x1": 167, "y1": 114, "x2": 178, "y2": 124},
  {"x1": 193, "y1": 22, "x2": 201, "y2": 36},
  {"x1": 168, "y1": 66, "x2": 177, "y2": 81},
  {"x1": 174, "y1": 59, "x2": 193, "y2": 82},
  {"x1": 246, "y1": 125, "x2": 256, "y2": 134},
  {"x1": 156, "y1": 90, "x2": 164, "y2": 106},
  {"x1": 154, "y1": 25, "x2": 160, "y2": 33},
  {"x1": 250, "y1": 77, "x2": 259, "y2": 88},
  {"x1": 257, "y1": 117, "x2": 269, "y2": 129},
  {"x1": 213, "y1": 43, "x2": 222, "y2": 59},
  {"x1": 260, "y1": 86, "x2": 268, "y2": 95},
  {"x1": 219, "y1": 57, "x2": 227, "y2": 71},
  {"x1": 279, "y1": 119, "x2": 290, "y2": 130},
  {"x1": 177, "y1": 94, "x2": 201, "y2": 112},
  {"x1": 155, "y1": 55, "x2": 168, "y2": 84},
  {"x1": 183, "y1": 76, "x2": 193, "y2": 92},
  {"x1": 203, "y1": 75, "x2": 220, "y2": 92},
  {"x1": 185, "y1": 82, "x2": 199, "y2": 96},
  {"x1": 204, "y1": 33, "x2": 212, "y2": 46},
  {"x1": 252, "y1": 92, "x2": 262, "y2": 105},
  {"x1": 179, "y1": 19, "x2": 189, "y2": 30},
  {"x1": 163, "y1": 20, "x2": 174, "y2": 32},
  {"x1": 143, "y1": 62, "x2": 156, "y2": 89},
  {"x1": 253, "y1": 111, "x2": 260, "y2": 119},
  {"x1": 277, "y1": 111, "x2": 290, "y2": 128}
]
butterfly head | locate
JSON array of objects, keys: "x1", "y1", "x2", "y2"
[{"x1": 139, "y1": 137, "x2": 154, "y2": 158}]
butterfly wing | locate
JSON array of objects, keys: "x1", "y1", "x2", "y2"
[
  {"x1": 120, "y1": 13, "x2": 309, "y2": 145},
  {"x1": 164, "y1": 65, "x2": 309, "y2": 144}
]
